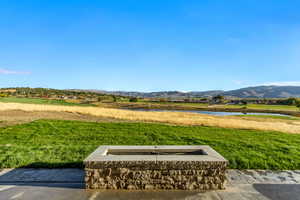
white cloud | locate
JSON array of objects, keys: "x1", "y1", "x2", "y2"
[
  {"x1": 0, "y1": 68, "x2": 31, "y2": 75},
  {"x1": 262, "y1": 81, "x2": 300, "y2": 86}
]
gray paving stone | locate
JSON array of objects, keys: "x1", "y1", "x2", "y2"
[
  {"x1": 0, "y1": 169, "x2": 84, "y2": 183},
  {"x1": 1, "y1": 169, "x2": 300, "y2": 200},
  {"x1": 188, "y1": 191, "x2": 221, "y2": 200},
  {"x1": 227, "y1": 170, "x2": 250, "y2": 184}
]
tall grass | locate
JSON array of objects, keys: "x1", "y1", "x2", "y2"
[
  {"x1": 1, "y1": 102, "x2": 300, "y2": 134},
  {"x1": 1, "y1": 120, "x2": 300, "y2": 169}
]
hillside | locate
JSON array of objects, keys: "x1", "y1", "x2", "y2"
[
  {"x1": 99, "y1": 86, "x2": 300, "y2": 98},
  {"x1": 223, "y1": 86, "x2": 300, "y2": 98},
  {"x1": 0, "y1": 87, "x2": 129, "y2": 103},
  {"x1": 2, "y1": 86, "x2": 300, "y2": 99}
]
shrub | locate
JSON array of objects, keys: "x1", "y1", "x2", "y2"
[
  {"x1": 129, "y1": 97, "x2": 138, "y2": 102},
  {"x1": 296, "y1": 100, "x2": 300, "y2": 110}
]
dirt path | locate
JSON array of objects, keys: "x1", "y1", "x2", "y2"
[{"x1": 0, "y1": 110, "x2": 128, "y2": 127}]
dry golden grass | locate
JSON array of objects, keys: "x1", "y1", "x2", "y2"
[
  {"x1": 1, "y1": 102, "x2": 300, "y2": 134},
  {"x1": 0, "y1": 110, "x2": 129, "y2": 128}
]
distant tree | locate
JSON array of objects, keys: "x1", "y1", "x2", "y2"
[
  {"x1": 286, "y1": 98, "x2": 298, "y2": 105},
  {"x1": 241, "y1": 100, "x2": 248, "y2": 105},
  {"x1": 241, "y1": 100, "x2": 248, "y2": 109},
  {"x1": 212, "y1": 95, "x2": 225, "y2": 104},
  {"x1": 112, "y1": 96, "x2": 117, "y2": 102},
  {"x1": 97, "y1": 96, "x2": 103, "y2": 102},
  {"x1": 296, "y1": 100, "x2": 300, "y2": 111},
  {"x1": 129, "y1": 97, "x2": 138, "y2": 102}
]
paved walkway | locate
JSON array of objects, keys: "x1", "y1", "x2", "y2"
[{"x1": 0, "y1": 169, "x2": 300, "y2": 200}]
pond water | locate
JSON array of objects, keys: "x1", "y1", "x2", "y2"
[{"x1": 125, "y1": 108, "x2": 290, "y2": 117}]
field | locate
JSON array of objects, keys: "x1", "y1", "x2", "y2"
[
  {"x1": 1, "y1": 102, "x2": 300, "y2": 134},
  {"x1": 109, "y1": 101, "x2": 300, "y2": 112},
  {"x1": 0, "y1": 119, "x2": 299, "y2": 169},
  {"x1": 0, "y1": 97, "x2": 94, "y2": 107},
  {"x1": 0, "y1": 100, "x2": 300, "y2": 170},
  {"x1": 2, "y1": 96, "x2": 299, "y2": 113},
  {"x1": 0, "y1": 110, "x2": 128, "y2": 128},
  {"x1": 234, "y1": 115, "x2": 300, "y2": 120},
  {"x1": 226, "y1": 103, "x2": 299, "y2": 111}
]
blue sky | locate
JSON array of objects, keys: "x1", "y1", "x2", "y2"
[{"x1": 0, "y1": 0, "x2": 300, "y2": 92}]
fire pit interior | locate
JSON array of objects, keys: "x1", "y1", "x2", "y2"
[
  {"x1": 106, "y1": 149, "x2": 208, "y2": 155},
  {"x1": 84, "y1": 145, "x2": 228, "y2": 190}
]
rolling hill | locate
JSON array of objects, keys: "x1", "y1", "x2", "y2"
[
  {"x1": 2, "y1": 86, "x2": 300, "y2": 99},
  {"x1": 99, "y1": 86, "x2": 300, "y2": 98}
]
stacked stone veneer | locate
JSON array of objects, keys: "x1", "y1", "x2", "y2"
[{"x1": 84, "y1": 146, "x2": 228, "y2": 190}]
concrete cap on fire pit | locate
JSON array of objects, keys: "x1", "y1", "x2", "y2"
[
  {"x1": 84, "y1": 145, "x2": 228, "y2": 190},
  {"x1": 84, "y1": 145, "x2": 227, "y2": 165}
]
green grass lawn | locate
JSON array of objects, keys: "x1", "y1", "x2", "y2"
[
  {"x1": 229, "y1": 104, "x2": 299, "y2": 111},
  {"x1": 135, "y1": 101, "x2": 300, "y2": 112},
  {"x1": 0, "y1": 97, "x2": 94, "y2": 107},
  {"x1": 0, "y1": 120, "x2": 299, "y2": 169},
  {"x1": 234, "y1": 115, "x2": 300, "y2": 120}
]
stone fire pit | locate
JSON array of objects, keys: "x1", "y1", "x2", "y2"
[{"x1": 84, "y1": 145, "x2": 228, "y2": 190}]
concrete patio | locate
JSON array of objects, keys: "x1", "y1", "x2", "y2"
[{"x1": 0, "y1": 169, "x2": 300, "y2": 200}]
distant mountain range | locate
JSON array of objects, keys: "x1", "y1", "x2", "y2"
[{"x1": 91, "y1": 86, "x2": 300, "y2": 99}]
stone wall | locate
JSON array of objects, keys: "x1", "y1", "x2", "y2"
[{"x1": 85, "y1": 161, "x2": 227, "y2": 190}]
